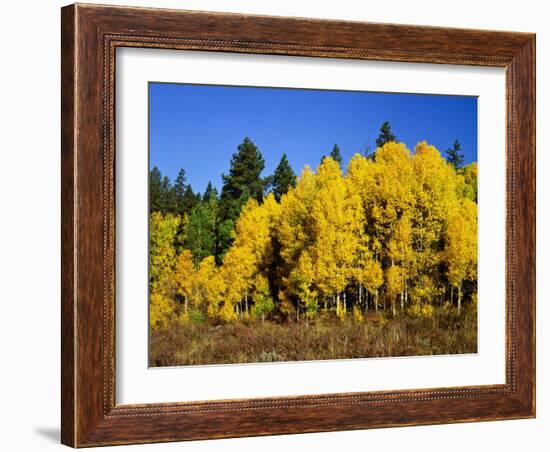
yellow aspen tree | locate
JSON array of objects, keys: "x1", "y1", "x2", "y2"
[
  {"x1": 311, "y1": 157, "x2": 361, "y2": 319},
  {"x1": 344, "y1": 157, "x2": 364, "y2": 317},
  {"x1": 262, "y1": 193, "x2": 282, "y2": 252},
  {"x1": 149, "y1": 212, "x2": 180, "y2": 328},
  {"x1": 385, "y1": 264, "x2": 404, "y2": 316},
  {"x1": 351, "y1": 238, "x2": 370, "y2": 312},
  {"x1": 347, "y1": 154, "x2": 378, "y2": 312},
  {"x1": 149, "y1": 212, "x2": 180, "y2": 294},
  {"x1": 243, "y1": 193, "x2": 281, "y2": 269},
  {"x1": 347, "y1": 153, "x2": 374, "y2": 200},
  {"x1": 443, "y1": 198, "x2": 477, "y2": 311},
  {"x1": 149, "y1": 291, "x2": 175, "y2": 329},
  {"x1": 219, "y1": 245, "x2": 254, "y2": 320},
  {"x1": 251, "y1": 274, "x2": 274, "y2": 322},
  {"x1": 205, "y1": 267, "x2": 226, "y2": 319},
  {"x1": 460, "y1": 162, "x2": 478, "y2": 202},
  {"x1": 223, "y1": 194, "x2": 280, "y2": 317},
  {"x1": 408, "y1": 274, "x2": 437, "y2": 318},
  {"x1": 288, "y1": 250, "x2": 317, "y2": 320},
  {"x1": 219, "y1": 202, "x2": 261, "y2": 318},
  {"x1": 250, "y1": 194, "x2": 281, "y2": 317},
  {"x1": 367, "y1": 142, "x2": 414, "y2": 247},
  {"x1": 388, "y1": 214, "x2": 415, "y2": 312},
  {"x1": 232, "y1": 199, "x2": 270, "y2": 265},
  {"x1": 411, "y1": 141, "x2": 459, "y2": 307},
  {"x1": 361, "y1": 257, "x2": 384, "y2": 311},
  {"x1": 277, "y1": 167, "x2": 319, "y2": 312},
  {"x1": 352, "y1": 144, "x2": 414, "y2": 312},
  {"x1": 174, "y1": 249, "x2": 194, "y2": 316},
  {"x1": 194, "y1": 255, "x2": 225, "y2": 318},
  {"x1": 278, "y1": 166, "x2": 318, "y2": 266}
]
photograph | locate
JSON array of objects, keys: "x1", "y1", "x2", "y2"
[{"x1": 147, "y1": 83, "x2": 479, "y2": 367}]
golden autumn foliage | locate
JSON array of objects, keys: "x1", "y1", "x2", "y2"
[
  {"x1": 150, "y1": 141, "x2": 477, "y2": 329},
  {"x1": 311, "y1": 158, "x2": 361, "y2": 314},
  {"x1": 443, "y1": 198, "x2": 477, "y2": 311},
  {"x1": 174, "y1": 250, "x2": 194, "y2": 312},
  {"x1": 289, "y1": 250, "x2": 317, "y2": 319},
  {"x1": 149, "y1": 212, "x2": 180, "y2": 293},
  {"x1": 150, "y1": 292, "x2": 176, "y2": 329}
]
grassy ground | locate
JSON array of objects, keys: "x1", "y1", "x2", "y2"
[{"x1": 149, "y1": 305, "x2": 477, "y2": 367}]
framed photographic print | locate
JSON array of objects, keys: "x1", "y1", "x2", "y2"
[{"x1": 61, "y1": 3, "x2": 536, "y2": 447}]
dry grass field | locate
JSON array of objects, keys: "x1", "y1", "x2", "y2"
[{"x1": 150, "y1": 303, "x2": 477, "y2": 367}]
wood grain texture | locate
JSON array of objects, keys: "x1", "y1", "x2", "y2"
[
  {"x1": 61, "y1": 3, "x2": 536, "y2": 447},
  {"x1": 60, "y1": 5, "x2": 76, "y2": 446}
]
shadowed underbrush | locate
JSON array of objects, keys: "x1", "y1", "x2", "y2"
[{"x1": 149, "y1": 304, "x2": 477, "y2": 367}]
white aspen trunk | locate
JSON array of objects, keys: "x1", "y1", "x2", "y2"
[
  {"x1": 374, "y1": 290, "x2": 379, "y2": 312},
  {"x1": 184, "y1": 295, "x2": 188, "y2": 313},
  {"x1": 458, "y1": 283, "x2": 462, "y2": 313},
  {"x1": 365, "y1": 290, "x2": 369, "y2": 312},
  {"x1": 401, "y1": 274, "x2": 406, "y2": 311},
  {"x1": 390, "y1": 258, "x2": 395, "y2": 313},
  {"x1": 343, "y1": 291, "x2": 347, "y2": 313},
  {"x1": 245, "y1": 288, "x2": 249, "y2": 315},
  {"x1": 336, "y1": 292, "x2": 341, "y2": 316},
  {"x1": 358, "y1": 282, "x2": 362, "y2": 308}
]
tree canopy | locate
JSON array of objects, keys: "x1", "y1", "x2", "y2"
[{"x1": 149, "y1": 136, "x2": 477, "y2": 328}]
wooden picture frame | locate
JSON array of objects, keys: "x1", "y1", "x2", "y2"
[{"x1": 61, "y1": 3, "x2": 535, "y2": 447}]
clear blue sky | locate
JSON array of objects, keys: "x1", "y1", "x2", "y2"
[{"x1": 149, "y1": 82, "x2": 477, "y2": 194}]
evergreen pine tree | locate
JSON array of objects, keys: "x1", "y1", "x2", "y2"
[
  {"x1": 271, "y1": 153, "x2": 296, "y2": 201},
  {"x1": 161, "y1": 175, "x2": 176, "y2": 213},
  {"x1": 218, "y1": 137, "x2": 266, "y2": 257},
  {"x1": 216, "y1": 218, "x2": 236, "y2": 264},
  {"x1": 181, "y1": 185, "x2": 199, "y2": 215},
  {"x1": 221, "y1": 137, "x2": 266, "y2": 205},
  {"x1": 173, "y1": 168, "x2": 187, "y2": 215},
  {"x1": 376, "y1": 121, "x2": 397, "y2": 148},
  {"x1": 445, "y1": 139, "x2": 464, "y2": 169},
  {"x1": 149, "y1": 166, "x2": 163, "y2": 213},
  {"x1": 184, "y1": 196, "x2": 217, "y2": 265},
  {"x1": 202, "y1": 181, "x2": 217, "y2": 202},
  {"x1": 329, "y1": 144, "x2": 343, "y2": 167}
]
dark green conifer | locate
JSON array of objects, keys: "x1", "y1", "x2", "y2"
[
  {"x1": 376, "y1": 121, "x2": 397, "y2": 148},
  {"x1": 329, "y1": 144, "x2": 343, "y2": 167},
  {"x1": 271, "y1": 153, "x2": 296, "y2": 201},
  {"x1": 217, "y1": 137, "x2": 267, "y2": 258},
  {"x1": 445, "y1": 139, "x2": 464, "y2": 169}
]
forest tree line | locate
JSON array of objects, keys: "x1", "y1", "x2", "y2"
[{"x1": 149, "y1": 123, "x2": 478, "y2": 328}]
